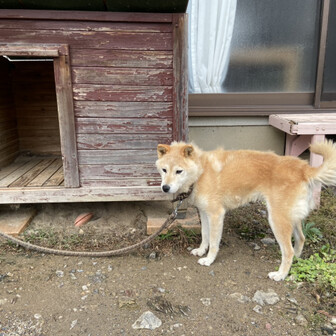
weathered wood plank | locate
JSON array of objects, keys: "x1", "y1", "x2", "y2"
[
  {"x1": 80, "y1": 179, "x2": 161, "y2": 187},
  {"x1": 74, "y1": 101, "x2": 173, "y2": 118},
  {"x1": 173, "y1": 13, "x2": 188, "y2": 142},
  {"x1": 0, "y1": 10, "x2": 173, "y2": 24},
  {"x1": 0, "y1": 207, "x2": 36, "y2": 236},
  {"x1": 44, "y1": 166, "x2": 64, "y2": 186},
  {"x1": 0, "y1": 30, "x2": 173, "y2": 50},
  {"x1": 0, "y1": 57, "x2": 19, "y2": 168},
  {"x1": 79, "y1": 164, "x2": 158, "y2": 179},
  {"x1": 78, "y1": 149, "x2": 157, "y2": 165},
  {"x1": 0, "y1": 20, "x2": 173, "y2": 33},
  {"x1": 73, "y1": 84, "x2": 172, "y2": 102},
  {"x1": 0, "y1": 186, "x2": 172, "y2": 204},
  {"x1": 0, "y1": 43, "x2": 60, "y2": 57},
  {"x1": 0, "y1": 159, "x2": 41, "y2": 187},
  {"x1": 10, "y1": 158, "x2": 55, "y2": 187},
  {"x1": 77, "y1": 133, "x2": 172, "y2": 150},
  {"x1": 27, "y1": 159, "x2": 63, "y2": 187},
  {"x1": 71, "y1": 49, "x2": 173, "y2": 68},
  {"x1": 53, "y1": 52, "x2": 79, "y2": 187},
  {"x1": 75, "y1": 118, "x2": 172, "y2": 134},
  {"x1": 0, "y1": 157, "x2": 29, "y2": 181},
  {"x1": 72, "y1": 67, "x2": 173, "y2": 86}
]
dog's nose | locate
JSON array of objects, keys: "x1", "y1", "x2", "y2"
[{"x1": 162, "y1": 185, "x2": 170, "y2": 193}]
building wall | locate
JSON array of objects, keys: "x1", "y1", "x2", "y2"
[{"x1": 189, "y1": 116, "x2": 285, "y2": 154}]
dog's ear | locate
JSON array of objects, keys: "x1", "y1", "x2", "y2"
[
  {"x1": 182, "y1": 145, "x2": 194, "y2": 158},
  {"x1": 157, "y1": 144, "x2": 170, "y2": 158}
]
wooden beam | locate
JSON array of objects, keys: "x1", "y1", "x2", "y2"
[
  {"x1": 0, "y1": 186, "x2": 172, "y2": 203},
  {"x1": 53, "y1": 51, "x2": 79, "y2": 187},
  {"x1": 172, "y1": 13, "x2": 188, "y2": 142},
  {"x1": 0, "y1": 9, "x2": 173, "y2": 23},
  {"x1": 0, "y1": 43, "x2": 68, "y2": 56}
]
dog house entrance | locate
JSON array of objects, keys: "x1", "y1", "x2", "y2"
[{"x1": 0, "y1": 44, "x2": 79, "y2": 191}]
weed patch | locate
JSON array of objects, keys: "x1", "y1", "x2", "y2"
[{"x1": 289, "y1": 245, "x2": 336, "y2": 292}]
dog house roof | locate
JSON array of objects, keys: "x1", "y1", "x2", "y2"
[{"x1": 0, "y1": 0, "x2": 189, "y2": 13}]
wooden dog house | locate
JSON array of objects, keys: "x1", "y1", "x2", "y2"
[{"x1": 0, "y1": 6, "x2": 188, "y2": 204}]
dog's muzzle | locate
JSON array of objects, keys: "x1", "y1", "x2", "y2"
[{"x1": 162, "y1": 185, "x2": 170, "y2": 193}]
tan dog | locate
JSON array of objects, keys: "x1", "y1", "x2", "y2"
[{"x1": 156, "y1": 140, "x2": 336, "y2": 281}]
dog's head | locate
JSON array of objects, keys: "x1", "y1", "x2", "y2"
[{"x1": 155, "y1": 142, "x2": 201, "y2": 194}]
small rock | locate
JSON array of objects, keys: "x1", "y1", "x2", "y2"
[
  {"x1": 107, "y1": 265, "x2": 113, "y2": 272},
  {"x1": 287, "y1": 297, "x2": 298, "y2": 305},
  {"x1": 259, "y1": 210, "x2": 267, "y2": 217},
  {"x1": 148, "y1": 252, "x2": 157, "y2": 259},
  {"x1": 321, "y1": 323, "x2": 334, "y2": 335},
  {"x1": 70, "y1": 319, "x2": 77, "y2": 330},
  {"x1": 253, "y1": 289, "x2": 280, "y2": 306},
  {"x1": 265, "y1": 323, "x2": 272, "y2": 331},
  {"x1": 170, "y1": 323, "x2": 183, "y2": 331},
  {"x1": 132, "y1": 311, "x2": 162, "y2": 330},
  {"x1": 229, "y1": 293, "x2": 251, "y2": 303},
  {"x1": 209, "y1": 270, "x2": 215, "y2": 277},
  {"x1": 295, "y1": 314, "x2": 308, "y2": 327},
  {"x1": 261, "y1": 237, "x2": 276, "y2": 245},
  {"x1": 253, "y1": 305, "x2": 263, "y2": 314},
  {"x1": 56, "y1": 270, "x2": 64, "y2": 278},
  {"x1": 200, "y1": 298, "x2": 211, "y2": 306},
  {"x1": 251, "y1": 243, "x2": 261, "y2": 250},
  {"x1": 34, "y1": 313, "x2": 42, "y2": 319}
]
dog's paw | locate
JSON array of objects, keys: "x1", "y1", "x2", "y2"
[
  {"x1": 197, "y1": 257, "x2": 214, "y2": 266},
  {"x1": 268, "y1": 271, "x2": 287, "y2": 281},
  {"x1": 191, "y1": 247, "x2": 207, "y2": 257}
]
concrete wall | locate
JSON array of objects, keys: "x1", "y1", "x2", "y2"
[{"x1": 188, "y1": 117, "x2": 285, "y2": 154}]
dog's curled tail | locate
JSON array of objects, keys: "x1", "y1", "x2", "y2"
[{"x1": 309, "y1": 140, "x2": 336, "y2": 186}]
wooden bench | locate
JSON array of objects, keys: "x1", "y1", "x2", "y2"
[{"x1": 269, "y1": 113, "x2": 336, "y2": 205}]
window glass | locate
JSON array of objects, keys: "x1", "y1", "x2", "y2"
[
  {"x1": 321, "y1": 0, "x2": 336, "y2": 100},
  {"x1": 223, "y1": 0, "x2": 321, "y2": 93}
]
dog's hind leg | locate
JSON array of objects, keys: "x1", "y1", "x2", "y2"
[
  {"x1": 191, "y1": 210, "x2": 209, "y2": 257},
  {"x1": 293, "y1": 221, "x2": 305, "y2": 258},
  {"x1": 267, "y1": 204, "x2": 295, "y2": 281},
  {"x1": 197, "y1": 208, "x2": 225, "y2": 266}
]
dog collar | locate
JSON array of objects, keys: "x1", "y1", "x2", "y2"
[{"x1": 171, "y1": 184, "x2": 194, "y2": 203}]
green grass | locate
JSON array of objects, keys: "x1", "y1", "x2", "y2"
[{"x1": 289, "y1": 244, "x2": 336, "y2": 291}]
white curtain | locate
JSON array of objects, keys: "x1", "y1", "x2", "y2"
[{"x1": 187, "y1": 0, "x2": 237, "y2": 93}]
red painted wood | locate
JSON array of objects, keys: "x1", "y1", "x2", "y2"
[
  {"x1": 78, "y1": 149, "x2": 157, "y2": 165},
  {"x1": 0, "y1": 19, "x2": 173, "y2": 33},
  {"x1": 72, "y1": 67, "x2": 173, "y2": 86},
  {"x1": 79, "y1": 163, "x2": 158, "y2": 179},
  {"x1": 74, "y1": 101, "x2": 173, "y2": 118},
  {"x1": 0, "y1": 10, "x2": 173, "y2": 23},
  {"x1": 75, "y1": 117, "x2": 172, "y2": 134},
  {"x1": 73, "y1": 85, "x2": 172, "y2": 102},
  {"x1": 71, "y1": 49, "x2": 173, "y2": 68},
  {"x1": 0, "y1": 29, "x2": 173, "y2": 50},
  {"x1": 77, "y1": 133, "x2": 172, "y2": 150}
]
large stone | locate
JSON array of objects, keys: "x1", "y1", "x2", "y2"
[
  {"x1": 132, "y1": 311, "x2": 162, "y2": 330},
  {"x1": 252, "y1": 289, "x2": 280, "y2": 306}
]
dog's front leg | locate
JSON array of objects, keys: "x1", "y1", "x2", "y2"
[
  {"x1": 197, "y1": 208, "x2": 225, "y2": 266},
  {"x1": 191, "y1": 210, "x2": 209, "y2": 257}
]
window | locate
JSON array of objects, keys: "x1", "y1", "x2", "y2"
[{"x1": 188, "y1": 0, "x2": 335, "y2": 116}]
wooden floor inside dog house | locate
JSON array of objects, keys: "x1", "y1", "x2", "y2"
[{"x1": 0, "y1": 155, "x2": 64, "y2": 188}]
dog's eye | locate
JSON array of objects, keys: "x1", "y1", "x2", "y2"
[
  {"x1": 162, "y1": 168, "x2": 167, "y2": 173},
  {"x1": 176, "y1": 170, "x2": 183, "y2": 175}
]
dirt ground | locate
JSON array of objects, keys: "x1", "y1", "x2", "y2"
[{"x1": 0, "y1": 198, "x2": 335, "y2": 336}]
